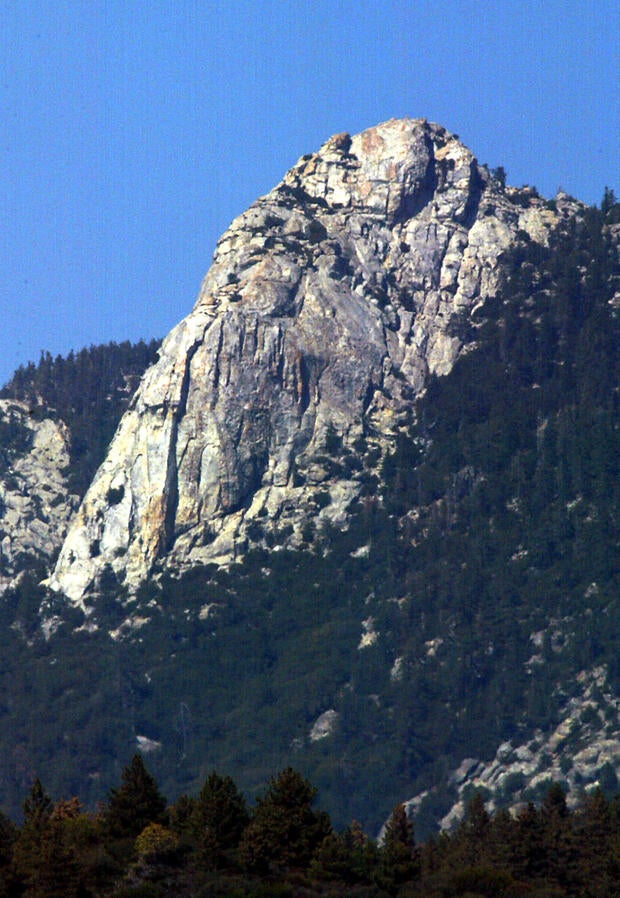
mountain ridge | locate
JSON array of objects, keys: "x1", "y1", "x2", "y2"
[
  {"x1": 0, "y1": 121, "x2": 617, "y2": 834},
  {"x1": 47, "y1": 118, "x2": 579, "y2": 606}
]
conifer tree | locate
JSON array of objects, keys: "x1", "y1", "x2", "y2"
[
  {"x1": 309, "y1": 819, "x2": 377, "y2": 887},
  {"x1": 238, "y1": 767, "x2": 331, "y2": 875},
  {"x1": 574, "y1": 789, "x2": 616, "y2": 896},
  {"x1": 513, "y1": 801, "x2": 546, "y2": 884},
  {"x1": 540, "y1": 782, "x2": 576, "y2": 892},
  {"x1": 22, "y1": 778, "x2": 52, "y2": 827},
  {"x1": 191, "y1": 771, "x2": 248, "y2": 870},
  {"x1": 105, "y1": 754, "x2": 167, "y2": 840},
  {"x1": 376, "y1": 802, "x2": 420, "y2": 892},
  {"x1": 12, "y1": 780, "x2": 82, "y2": 898},
  {"x1": 448, "y1": 791, "x2": 492, "y2": 871}
]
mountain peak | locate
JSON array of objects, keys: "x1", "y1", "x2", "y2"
[{"x1": 48, "y1": 120, "x2": 571, "y2": 605}]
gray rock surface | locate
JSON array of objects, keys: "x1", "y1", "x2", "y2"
[
  {"x1": 49, "y1": 118, "x2": 572, "y2": 604},
  {"x1": 400, "y1": 665, "x2": 620, "y2": 831},
  {"x1": 0, "y1": 400, "x2": 79, "y2": 593},
  {"x1": 309, "y1": 709, "x2": 339, "y2": 742}
]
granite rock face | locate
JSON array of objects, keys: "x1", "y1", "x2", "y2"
[
  {"x1": 399, "y1": 665, "x2": 620, "y2": 833},
  {"x1": 0, "y1": 400, "x2": 79, "y2": 593},
  {"x1": 49, "y1": 118, "x2": 568, "y2": 604}
]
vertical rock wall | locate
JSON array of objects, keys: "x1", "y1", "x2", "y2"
[{"x1": 49, "y1": 118, "x2": 566, "y2": 604}]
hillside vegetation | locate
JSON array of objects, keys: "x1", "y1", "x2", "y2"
[
  {"x1": 0, "y1": 339, "x2": 160, "y2": 496},
  {"x1": 1, "y1": 756, "x2": 619, "y2": 897},
  {"x1": 0, "y1": 198, "x2": 618, "y2": 837}
]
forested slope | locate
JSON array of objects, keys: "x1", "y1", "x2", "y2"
[{"x1": 0, "y1": 197, "x2": 618, "y2": 839}]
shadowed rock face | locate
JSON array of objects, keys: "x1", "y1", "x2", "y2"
[{"x1": 49, "y1": 118, "x2": 567, "y2": 604}]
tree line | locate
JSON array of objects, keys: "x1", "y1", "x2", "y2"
[
  {"x1": 0, "y1": 339, "x2": 160, "y2": 496},
  {"x1": 0, "y1": 755, "x2": 619, "y2": 897}
]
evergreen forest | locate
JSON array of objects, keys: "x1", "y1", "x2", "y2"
[
  {"x1": 0, "y1": 196, "x2": 618, "y2": 860},
  {"x1": 2, "y1": 754, "x2": 620, "y2": 897}
]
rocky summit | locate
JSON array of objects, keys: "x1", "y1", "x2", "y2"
[{"x1": 49, "y1": 118, "x2": 571, "y2": 604}]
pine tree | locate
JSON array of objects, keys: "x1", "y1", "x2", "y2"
[
  {"x1": 376, "y1": 803, "x2": 420, "y2": 893},
  {"x1": 513, "y1": 801, "x2": 546, "y2": 884},
  {"x1": 190, "y1": 771, "x2": 248, "y2": 870},
  {"x1": 12, "y1": 781, "x2": 83, "y2": 898},
  {"x1": 309, "y1": 820, "x2": 377, "y2": 887},
  {"x1": 105, "y1": 755, "x2": 167, "y2": 840},
  {"x1": 22, "y1": 778, "x2": 52, "y2": 827},
  {"x1": 238, "y1": 767, "x2": 331, "y2": 875},
  {"x1": 540, "y1": 782, "x2": 576, "y2": 892},
  {"x1": 574, "y1": 789, "x2": 617, "y2": 897},
  {"x1": 449, "y1": 792, "x2": 492, "y2": 869}
]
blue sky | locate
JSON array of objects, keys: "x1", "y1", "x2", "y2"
[{"x1": 1, "y1": 0, "x2": 618, "y2": 386}]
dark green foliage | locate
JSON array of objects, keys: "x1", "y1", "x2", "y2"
[
  {"x1": 105, "y1": 755, "x2": 167, "y2": 840},
  {"x1": 191, "y1": 771, "x2": 249, "y2": 870},
  {"x1": 3, "y1": 565, "x2": 49, "y2": 637},
  {"x1": 489, "y1": 165, "x2": 507, "y2": 189},
  {"x1": 238, "y1": 768, "x2": 331, "y2": 875},
  {"x1": 0, "y1": 338, "x2": 160, "y2": 495},
  {"x1": 309, "y1": 820, "x2": 378, "y2": 888},
  {"x1": 3, "y1": 775, "x2": 620, "y2": 897},
  {"x1": 376, "y1": 804, "x2": 419, "y2": 893},
  {"x1": 13, "y1": 781, "x2": 70, "y2": 898},
  {"x1": 0, "y1": 411, "x2": 32, "y2": 477},
  {"x1": 0, "y1": 199, "x2": 619, "y2": 845},
  {"x1": 444, "y1": 864, "x2": 516, "y2": 897},
  {"x1": 601, "y1": 186, "x2": 620, "y2": 223},
  {"x1": 111, "y1": 885, "x2": 165, "y2": 898},
  {"x1": 22, "y1": 779, "x2": 53, "y2": 826},
  {"x1": 107, "y1": 484, "x2": 125, "y2": 505}
]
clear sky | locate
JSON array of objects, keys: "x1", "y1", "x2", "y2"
[{"x1": 1, "y1": 0, "x2": 618, "y2": 386}]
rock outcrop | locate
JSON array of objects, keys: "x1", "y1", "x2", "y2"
[
  {"x1": 400, "y1": 665, "x2": 620, "y2": 832},
  {"x1": 0, "y1": 400, "x2": 79, "y2": 592},
  {"x1": 49, "y1": 118, "x2": 570, "y2": 604}
]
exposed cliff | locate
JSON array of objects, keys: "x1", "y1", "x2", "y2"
[
  {"x1": 0, "y1": 341, "x2": 160, "y2": 596},
  {"x1": 0, "y1": 124, "x2": 617, "y2": 832},
  {"x1": 48, "y1": 118, "x2": 575, "y2": 604},
  {"x1": 0, "y1": 400, "x2": 79, "y2": 593}
]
